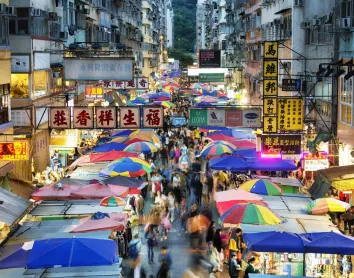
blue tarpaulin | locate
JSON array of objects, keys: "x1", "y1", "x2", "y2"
[
  {"x1": 233, "y1": 148, "x2": 257, "y2": 158},
  {"x1": 209, "y1": 155, "x2": 248, "y2": 172},
  {"x1": 89, "y1": 142, "x2": 127, "y2": 153},
  {"x1": 299, "y1": 232, "x2": 354, "y2": 255},
  {"x1": 248, "y1": 158, "x2": 297, "y2": 171},
  {"x1": 26, "y1": 238, "x2": 119, "y2": 269},
  {"x1": 244, "y1": 231, "x2": 305, "y2": 253},
  {"x1": 0, "y1": 243, "x2": 31, "y2": 269}
]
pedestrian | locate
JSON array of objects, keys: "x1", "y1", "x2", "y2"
[
  {"x1": 145, "y1": 225, "x2": 156, "y2": 264},
  {"x1": 135, "y1": 194, "x2": 145, "y2": 216},
  {"x1": 160, "y1": 205, "x2": 170, "y2": 241},
  {"x1": 179, "y1": 198, "x2": 188, "y2": 233},
  {"x1": 202, "y1": 181, "x2": 209, "y2": 206},
  {"x1": 228, "y1": 252, "x2": 241, "y2": 278},
  {"x1": 244, "y1": 257, "x2": 260, "y2": 278},
  {"x1": 344, "y1": 209, "x2": 352, "y2": 235},
  {"x1": 228, "y1": 228, "x2": 245, "y2": 266},
  {"x1": 157, "y1": 246, "x2": 173, "y2": 278},
  {"x1": 209, "y1": 245, "x2": 222, "y2": 272},
  {"x1": 169, "y1": 146, "x2": 175, "y2": 167},
  {"x1": 167, "y1": 192, "x2": 176, "y2": 223},
  {"x1": 206, "y1": 221, "x2": 216, "y2": 254},
  {"x1": 193, "y1": 177, "x2": 203, "y2": 205},
  {"x1": 209, "y1": 267, "x2": 221, "y2": 278},
  {"x1": 128, "y1": 234, "x2": 142, "y2": 261},
  {"x1": 213, "y1": 229, "x2": 223, "y2": 259}
]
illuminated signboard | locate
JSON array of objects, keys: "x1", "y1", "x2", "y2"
[
  {"x1": 0, "y1": 142, "x2": 29, "y2": 161},
  {"x1": 303, "y1": 152, "x2": 329, "y2": 171}
]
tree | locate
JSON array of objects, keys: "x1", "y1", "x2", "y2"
[{"x1": 167, "y1": 48, "x2": 194, "y2": 68}]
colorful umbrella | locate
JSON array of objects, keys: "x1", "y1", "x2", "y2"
[
  {"x1": 124, "y1": 138, "x2": 147, "y2": 145},
  {"x1": 89, "y1": 142, "x2": 127, "y2": 152},
  {"x1": 215, "y1": 189, "x2": 263, "y2": 203},
  {"x1": 216, "y1": 200, "x2": 268, "y2": 216},
  {"x1": 124, "y1": 142, "x2": 158, "y2": 154},
  {"x1": 99, "y1": 157, "x2": 152, "y2": 178},
  {"x1": 240, "y1": 179, "x2": 283, "y2": 196},
  {"x1": 100, "y1": 196, "x2": 126, "y2": 207},
  {"x1": 31, "y1": 184, "x2": 80, "y2": 201},
  {"x1": 221, "y1": 203, "x2": 284, "y2": 225},
  {"x1": 70, "y1": 183, "x2": 128, "y2": 199},
  {"x1": 153, "y1": 101, "x2": 175, "y2": 108},
  {"x1": 231, "y1": 140, "x2": 256, "y2": 149},
  {"x1": 111, "y1": 130, "x2": 135, "y2": 137},
  {"x1": 201, "y1": 143, "x2": 236, "y2": 157},
  {"x1": 307, "y1": 198, "x2": 351, "y2": 214},
  {"x1": 207, "y1": 134, "x2": 238, "y2": 142}
]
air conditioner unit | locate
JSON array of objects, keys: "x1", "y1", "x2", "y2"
[
  {"x1": 312, "y1": 19, "x2": 320, "y2": 26},
  {"x1": 49, "y1": 12, "x2": 58, "y2": 21},
  {"x1": 60, "y1": 31, "x2": 68, "y2": 40},
  {"x1": 339, "y1": 18, "x2": 350, "y2": 29},
  {"x1": 31, "y1": 8, "x2": 41, "y2": 17},
  {"x1": 0, "y1": 3, "x2": 7, "y2": 14},
  {"x1": 294, "y1": 0, "x2": 304, "y2": 7}
]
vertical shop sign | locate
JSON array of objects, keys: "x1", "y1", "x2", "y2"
[
  {"x1": 263, "y1": 98, "x2": 277, "y2": 115},
  {"x1": 120, "y1": 107, "x2": 140, "y2": 128},
  {"x1": 278, "y1": 98, "x2": 304, "y2": 131},
  {"x1": 96, "y1": 107, "x2": 117, "y2": 128},
  {"x1": 263, "y1": 60, "x2": 278, "y2": 78},
  {"x1": 263, "y1": 79, "x2": 278, "y2": 96},
  {"x1": 49, "y1": 108, "x2": 71, "y2": 129},
  {"x1": 73, "y1": 107, "x2": 94, "y2": 129},
  {"x1": 137, "y1": 78, "x2": 149, "y2": 89},
  {"x1": 263, "y1": 116, "x2": 277, "y2": 133},
  {"x1": 142, "y1": 107, "x2": 163, "y2": 128},
  {"x1": 125, "y1": 80, "x2": 137, "y2": 90},
  {"x1": 264, "y1": 42, "x2": 279, "y2": 59}
]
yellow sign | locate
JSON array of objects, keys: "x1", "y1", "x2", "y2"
[
  {"x1": 263, "y1": 61, "x2": 278, "y2": 78},
  {"x1": 0, "y1": 142, "x2": 29, "y2": 161},
  {"x1": 278, "y1": 98, "x2": 304, "y2": 131},
  {"x1": 263, "y1": 79, "x2": 278, "y2": 96},
  {"x1": 264, "y1": 41, "x2": 278, "y2": 59},
  {"x1": 263, "y1": 97, "x2": 277, "y2": 115},
  {"x1": 263, "y1": 116, "x2": 277, "y2": 133}
]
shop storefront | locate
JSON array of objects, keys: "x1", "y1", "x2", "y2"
[{"x1": 257, "y1": 252, "x2": 304, "y2": 276}]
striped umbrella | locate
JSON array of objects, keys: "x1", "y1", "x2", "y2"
[
  {"x1": 204, "y1": 140, "x2": 237, "y2": 149},
  {"x1": 153, "y1": 101, "x2": 175, "y2": 108},
  {"x1": 100, "y1": 196, "x2": 126, "y2": 207},
  {"x1": 124, "y1": 142, "x2": 158, "y2": 154},
  {"x1": 221, "y1": 203, "x2": 284, "y2": 225},
  {"x1": 240, "y1": 179, "x2": 283, "y2": 196},
  {"x1": 307, "y1": 198, "x2": 351, "y2": 214},
  {"x1": 201, "y1": 143, "x2": 236, "y2": 158},
  {"x1": 99, "y1": 157, "x2": 152, "y2": 178}
]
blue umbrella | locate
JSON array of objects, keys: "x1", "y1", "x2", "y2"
[
  {"x1": 89, "y1": 142, "x2": 126, "y2": 152},
  {"x1": 234, "y1": 148, "x2": 257, "y2": 158},
  {"x1": 111, "y1": 130, "x2": 135, "y2": 137},
  {"x1": 209, "y1": 155, "x2": 248, "y2": 171},
  {"x1": 201, "y1": 88, "x2": 209, "y2": 95},
  {"x1": 96, "y1": 137, "x2": 114, "y2": 145},
  {"x1": 195, "y1": 102, "x2": 212, "y2": 107},
  {"x1": 243, "y1": 231, "x2": 305, "y2": 253},
  {"x1": 104, "y1": 175, "x2": 144, "y2": 187},
  {"x1": 248, "y1": 158, "x2": 297, "y2": 171},
  {"x1": 26, "y1": 238, "x2": 119, "y2": 269},
  {"x1": 0, "y1": 243, "x2": 31, "y2": 270}
]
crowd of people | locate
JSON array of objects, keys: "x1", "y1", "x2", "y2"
[{"x1": 120, "y1": 102, "x2": 261, "y2": 278}]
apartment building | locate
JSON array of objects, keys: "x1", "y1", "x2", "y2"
[{"x1": 196, "y1": 0, "x2": 206, "y2": 53}]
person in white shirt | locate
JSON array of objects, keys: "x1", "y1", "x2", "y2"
[
  {"x1": 167, "y1": 192, "x2": 176, "y2": 223},
  {"x1": 172, "y1": 173, "x2": 181, "y2": 188}
]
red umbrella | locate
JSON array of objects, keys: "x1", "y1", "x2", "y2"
[
  {"x1": 124, "y1": 138, "x2": 147, "y2": 145},
  {"x1": 207, "y1": 134, "x2": 237, "y2": 142},
  {"x1": 230, "y1": 140, "x2": 256, "y2": 149},
  {"x1": 216, "y1": 200, "x2": 268, "y2": 216},
  {"x1": 107, "y1": 185, "x2": 140, "y2": 197},
  {"x1": 31, "y1": 184, "x2": 80, "y2": 201},
  {"x1": 69, "y1": 151, "x2": 138, "y2": 168},
  {"x1": 70, "y1": 212, "x2": 128, "y2": 233},
  {"x1": 71, "y1": 183, "x2": 128, "y2": 199}
]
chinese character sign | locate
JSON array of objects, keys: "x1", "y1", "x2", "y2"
[
  {"x1": 263, "y1": 98, "x2": 277, "y2": 115},
  {"x1": 278, "y1": 98, "x2": 304, "y2": 131},
  {"x1": 120, "y1": 107, "x2": 140, "y2": 128},
  {"x1": 261, "y1": 135, "x2": 302, "y2": 155},
  {"x1": 50, "y1": 108, "x2": 70, "y2": 129},
  {"x1": 0, "y1": 142, "x2": 29, "y2": 161},
  {"x1": 282, "y1": 79, "x2": 301, "y2": 91},
  {"x1": 263, "y1": 61, "x2": 278, "y2": 78},
  {"x1": 96, "y1": 107, "x2": 117, "y2": 128},
  {"x1": 125, "y1": 80, "x2": 137, "y2": 89},
  {"x1": 143, "y1": 107, "x2": 163, "y2": 128},
  {"x1": 263, "y1": 79, "x2": 278, "y2": 96},
  {"x1": 264, "y1": 42, "x2": 278, "y2": 59},
  {"x1": 73, "y1": 107, "x2": 94, "y2": 129},
  {"x1": 137, "y1": 78, "x2": 149, "y2": 89},
  {"x1": 263, "y1": 116, "x2": 277, "y2": 133}
]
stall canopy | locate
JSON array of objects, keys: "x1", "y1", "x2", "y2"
[
  {"x1": 31, "y1": 184, "x2": 80, "y2": 201},
  {"x1": 89, "y1": 142, "x2": 127, "y2": 153},
  {"x1": 215, "y1": 189, "x2": 263, "y2": 203},
  {"x1": 243, "y1": 231, "x2": 305, "y2": 253},
  {"x1": 70, "y1": 183, "x2": 127, "y2": 199},
  {"x1": 104, "y1": 176, "x2": 144, "y2": 188},
  {"x1": 309, "y1": 165, "x2": 354, "y2": 199},
  {"x1": 248, "y1": 159, "x2": 297, "y2": 171},
  {"x1": 0, "y1": 243, "x2": 32, "y2": 270},
  {"x1": 26, "y1": 238, "x2": 119, "y2": 269},
  {"x1": 299, "y1": 232, "x2": 354, "y2": 255},
  {"x1": 231, "y1": 140, "x2": 256, "y2": 149},
  {"x1": 209, "y1": 155, "x2": 248, "y2": 171}
]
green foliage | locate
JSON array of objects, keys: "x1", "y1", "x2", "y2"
[
  {"x1": 167, "y1": 48, "x2": 194, "y2": 68},
  {"x1": 172, "y1": 0, "x2": 197, "y2": 52}
]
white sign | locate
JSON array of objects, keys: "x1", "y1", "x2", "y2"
[
  {"x1": 242, "y1": 109, "x2": 261, "y2": 127},
  {"x1": 207, "y1": 109, "x2": 225, "y2": 126},
  {"x1": 34, "y1": 53, "x2": 50, "y2": 70},
  {"x1": 304, "y1": 159, "x2": 330, "y2": 171},
  {"x1": 187, "y1": 67, "x2": 230, "y2": 77},
  {"x1": 283, "y1": 154, "x2": 302, "y2": 160},
  {"x1": 137, "y1": 78, "x2": 149, "y2": 89},
  {"x1": 11, "y1": 110, "x2": 31, "y2": 127},
  {"x1": 11, "y1": 55, "x2": 30, "y2": 73},
  {"x1": 64, "y1": 58, "x2": 134, "y2": 81}
]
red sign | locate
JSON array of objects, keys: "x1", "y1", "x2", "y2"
[
  {"x1": 143, "y1": 107, "x2": 163, "y2": 128},
  {"x1": 73, "y1": 107, "x2": 94, "y2": 129},
  {"x1": 50, "y1": 108, "x2": 71, "y2": 129},
  {"x1": 120, "y1": 107, "x2": 140, "y2": 128},
  {"x1": 225, "y1": 110, "x2": 242, "y2": 127},
  {"x1": 96, "y1": 107, "x2": 116, "y2": 128},
  {"x1": 0, "y1": 142, "x2": 28, "y2": 161}
]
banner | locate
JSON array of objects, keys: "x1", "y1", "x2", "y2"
[
  {"x1": 0, "y1": 142, "x2": 29, "y2": 161},
  {"x1": 263, "y1": 116, "x2": 277, "y2": 133},
  {"x1": 199, "y1": 50, "x2": 221, "y2": 68},
  {"x1": 49, "y1": 106, "x2": 163, "y2": 129},
  {"x1": 64, "y1": 58, "x2": 134, "y2": 81},
  {"x1": 261, "y1": 134, "x2": 302, "y2": 155},
  {"x1": 278, "y1": 98, "x2": 304, "y2": 131},
  {"x1": 189, "y1": 108, "x2": 261, "y2": 127},
  {"x1": 303, "y1": 152, "x2": 329, "y2": 171},
  {"x1": 199, "y1": 73, "x2": 224, "y2": 83}
]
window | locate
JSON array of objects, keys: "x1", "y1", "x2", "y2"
[
  {"x1": 10, "y1": 74, "x2": 29, "y2": 98},
  {"x1": 341, "y1": 0, "x2": 351, "y2": 18},
  {"x1": 9, "y1": 8, "x2": 30, "y2": 35},
  {"x1": 221, "y1": 40, "x2": 226, "y2": 50},
  {"x1": 0, "y1": 84, "x2": 10, "y2": 125},
  {"x1": 33, "y1": 71, "x2": 48, "y2": 98},
  {"x1": 340, "y1": 76, "x2": 353, "y2": 125},
  {"x1": 32, "y1": 17, "x2": 47, "y2": 36},
  {"x1": 0, "y1": 15, "x2": 9, "y2": 46}
]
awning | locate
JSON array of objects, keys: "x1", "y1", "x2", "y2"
[
  {"x1": 0, "y1": 162, "x2": 15, "y2": 177},
  {"x1": 274, "y1": 8, "x2": 291, "y2": 15},
  {"x1": 312, "y1": 165, "x2": 354, "y2": 192}
]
